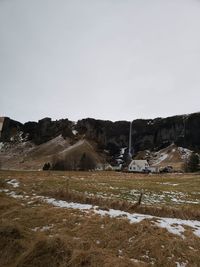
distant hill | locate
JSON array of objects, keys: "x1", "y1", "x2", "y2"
[{"x1": 0, "y1": 112, "x2": 200, "y2": 170}]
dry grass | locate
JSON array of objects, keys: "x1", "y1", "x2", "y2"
[
  {"x1": 43, "y1": 187, "x2": 138, "y2": 211},
  {"x1": 42, "y1": 187, "x2": 200, "y2": 220},
  {"x1": 0, "y1": 192, "x2": 200, "y2": 266},
  {"x1": 16, "y1": 237, "x2": 72, "y2": 267},
  {"x1": 0, "y1": 222, "x2": 25, "y2": 267},
  {"x1": 0, "y1": 193, "x2": 140, "y2": 267},
  {"x1": 1, "y1": 170, "x2": 200, "y2": 266}
]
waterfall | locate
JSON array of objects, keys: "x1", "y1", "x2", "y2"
[{"x1": 128, "y1": 121, "x2": 132, "y2": 158}]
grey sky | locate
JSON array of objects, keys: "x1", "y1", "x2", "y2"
[{"x1": 0, "y1": 0, "x2": 200, "y2": 123}]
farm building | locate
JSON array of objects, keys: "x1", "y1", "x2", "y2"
[
  {"x1": 128, "y1": 160, "x2": 149, "y2": 173},
  {"x1": 148, "y1": 166, "x2": 160, "y2": 173}
]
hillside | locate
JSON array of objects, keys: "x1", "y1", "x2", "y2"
[
  {"x1": 0, "y1": 112, "x2": 200, "y2": 170},
  {"x1": 0, "y1": 134, "x2": 106, "y2": 170},
  {"x1": 134, "y1": 143, "x2": 192, "y2": 170}
]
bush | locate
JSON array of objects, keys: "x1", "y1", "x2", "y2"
[
  {"x1": 43, "y1": 162, "x2": 51, "y2": 171},
  {"x1": 184, "y1": 152, "x2": 199, "y2": 172}
]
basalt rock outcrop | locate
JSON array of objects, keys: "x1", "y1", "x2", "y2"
[
  {"x1": 76, "y1": 119, "x2": 130, "y2": 155},
  {"x1": 0, "y1": 112, "x2": 200, "y2": 157},
  {"x1": 76, "y1": 112, "x2": 200, "y2": 154},
  {"x1": 23, "y1": 117, "x2": 73, "y2": 144},
  {"x1": 0, "y1": 117, "x2": 73, "y2": 145},
  {"x1": 0, "y1": 117, "x2": 23, "y2": 142}
]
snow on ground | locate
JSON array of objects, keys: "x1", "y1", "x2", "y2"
[
  {"x1": 120, "y1": 147, "x2": 126, "y2": 155},
  {"x1": 94, "y1": 208, "x2": 153, "y2": 223},
  {"x1": 128, "y1": 189, "x2": 200, "y2": 205},
  {"x1": 82, "y1": 187, "x2": 199, "y2": 206},
  {"x1": 1, "y1": 184, "x2": 200, "y2": 239},
  {"x1": 149, "y1": 144, "x2": 194, "y2": 167},
  {"x1": 44, "y1": 197, "x2": 93, "y2": 210},
  {"x1": 118, "y1": 147, "x2": 127, "y2": 159},
  {"x1": 147, "y1": 120, "x2": 154, "y2": 125},
  {"x1": 72, "y1": 130, "x2": 78, "y2": 135},
  {"x1": 41, "y1": 196, "x2": 200, "y2": 238},
  {"x1": 153, "y1": 153, "x2": 168, "y2": 166},
  {"x1": 178, "y1": 147, "x2": 192, "y2": 160},
  {"x1": 176, "y1": 261, "x2": 188, "y2": 267},
  {"x1": 7, "y1": 191, "x2": 24, "y2": 199},
  {"x1": 6, "y1": 179, "x2": 20, "y2": 188},
  {"x1": 0, "y1": 189, "x2": 9, "y2": 193},
  {"x1": 160, "y1": 182, "x2": 179, "y2": 186},
  {"x1": 32, "y1": 224, "x2": 54, "y2": 232}
]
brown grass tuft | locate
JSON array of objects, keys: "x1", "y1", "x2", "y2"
[
  {"x1": 16, "y1": 237, "x2": 72, "y2": 267},
  {"x1": 0, "y1": 222, "x2": 25, "y2": 267},
  {"x1": 68, "y1": 248, "x2": 140, "y2": 267}
]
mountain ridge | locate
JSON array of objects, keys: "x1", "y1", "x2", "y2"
[{"x1": 0, "y1": 112, "x2": 200, "y2": 170}]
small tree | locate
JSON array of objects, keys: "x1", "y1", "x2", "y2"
[
  {"x1": 43, "y1": 162, "x2": 51, "y2": 171},
  {"x1": 185, "y1": 152, "x2": 199, "y2": 172}
]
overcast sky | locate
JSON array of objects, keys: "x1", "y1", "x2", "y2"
[{"x1": 0, "y1": 0, "x2": 200, "y2": 123}]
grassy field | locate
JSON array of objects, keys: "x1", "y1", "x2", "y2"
[{"x1": 0, "y1": 170, "x2": 200, "y2": 266}]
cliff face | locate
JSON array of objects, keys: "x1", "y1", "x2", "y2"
[
  {"x1": 132, "y1": 113, "x2": 200, "y2": 152},
  {"x1": 23, "y1": 118, "x2": 73, "y2": 144},
  {"x1": 76, "y1": 113, "x2": 200, "y2": 154},
  {"x1": 76, "y1": 119, "x2": 130, "y2": 155},
  {"x1": 0, "y1": 112, "x2": 200, "y2": 156},
  {"x1": 0, "y1": 117, "x2": 73, "y2": 145},
  {"x1": 0, "y1": 117, "x2": 23, "y2": 142}
]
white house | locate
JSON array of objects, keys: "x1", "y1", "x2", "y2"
[{"x1": 128, "y1": 160, "x2": 149, "y2": 173}]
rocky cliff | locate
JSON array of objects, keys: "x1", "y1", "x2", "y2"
[
  {"x1": 76, "y1": 112, "x2": 200, "y2": 155},
  {"x1": 0, "y1": 112, "x2": 200, "y2": 158},
  {"x1": 0, "y1": 117, "x2": 73, "y2": 145}
]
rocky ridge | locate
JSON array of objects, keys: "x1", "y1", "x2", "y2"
[{"x1": 0, "y1": 112, "x2": 199, "y2": 170}]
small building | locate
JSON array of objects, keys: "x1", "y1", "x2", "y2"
[
  {"x1": 112, "y1": 164, "x2": 122, "y2": 171},
  {"x1": 148, "y1": 166, "x2": 160, "y2": 173},
  {"x1": 128, "y1": 160, "x2": 149, "y2": 173}
]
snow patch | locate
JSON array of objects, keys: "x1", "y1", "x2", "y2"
[
  {"x1": 0, "y1": 189, "x2": 9, "y2": 193},
  {"x1": 178, "y1": 147, "x2": 192, "y2": 160},
  {"x1": 2, "y1": 187, "x2": 200, "y2": 239},
  {"x1": 7, "y1": 179, "x2": 20, "y2": 188},
  {"x1": 32, "y1": 224, "x2": 54, "y2": 232},
  {"x1": 161, "y1": 182, "x2": 179, "y2": 186},
  {"x1": 42, "y1": 196, "x2": 200, "y2": 238},
  {"x1": 43, "y1": 197, "x2": 93, "y2": 210},
  {"x1": 176, "y1": 261, "x2": 188, "y2": 267},
  {"x1": 7, "y1": 191, "x2": 23, "y2": 199},
  {"x1": 153, "y1": 153, "x2": 168, "y2": 166},
  {"x1": 120, "y1": 147, "x2": 126, "y2": 155},
  {"x1": 147, "y1": 120, "x2": 154, "y2": 125},
  {"x1": 72, "y1": 130, "x2": 78, "y2": 135},
  {"x1": 118, "y1": 147, "x2": 127, "y2": 159}
]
